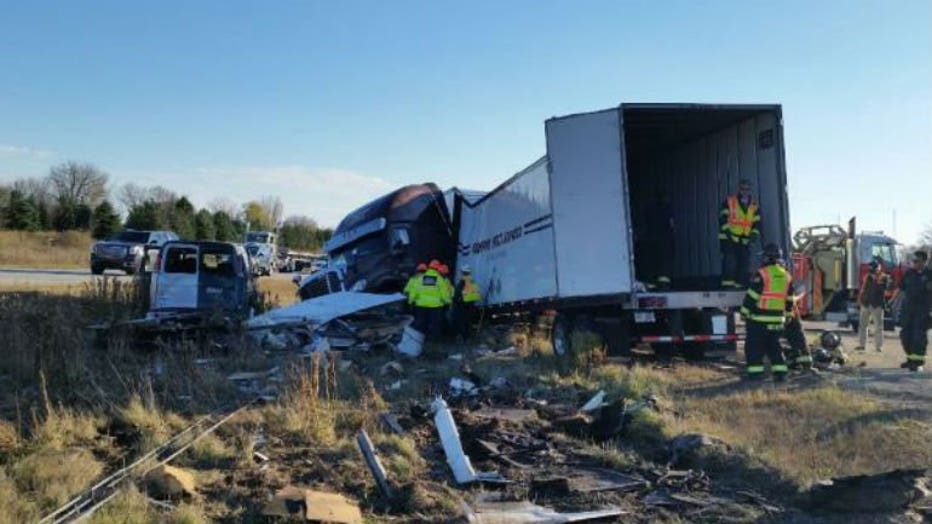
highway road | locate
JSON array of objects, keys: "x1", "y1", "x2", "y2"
[{"x1": 0, "y1": 267, "x2": 132, "y2": 287}]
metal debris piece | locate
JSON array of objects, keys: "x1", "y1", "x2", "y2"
[
  {"x1": 253, "y1": 451, "x2": 270, "y2": 463},
  {"x1": 580, "y1": 390, "x2": 606, "y2": 412},
  {"x1": 356, "y1": 430, "x2": 393, "y2": 498},
  {"x1": 465, "y1": 498, "x2": 625, "y2": 523},
  {"x1": 379, "y1": 412, "x2": 405, "y2": 435},
  {"x1": 565, "y1": 467, "x2": 648, "y2": 493},
  {"x1": 262, "y1": 486, "x2": 363, "y2": 523},
  {"x1": 431, "y1": 397, "x2": 507, "y2": 485}
]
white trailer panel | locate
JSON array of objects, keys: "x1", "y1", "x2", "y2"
[
  {"x1": 457, "y1": 158, "x2": 557, "y2": 305},
  {"x1": 545, "y1": 109, "x2": 634, "y2": 298}
]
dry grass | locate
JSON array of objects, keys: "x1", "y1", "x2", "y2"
[
  {"x1": 0, "y1": 230, "x2": 92, "y2": 268},
  {"x1": 86, "y1": 485, "x2": 207, "y2": 524},
  {"x1": 668, "y1": 382, "x2": 932, "y2": 485},
  {"x1": 0, "y1": 283, "x2": 81, "y2": 294},
  {"x1": 10, "y1": 448, "x2": 105, "y2": 510},
  {"x1": 256, "y1": 275, "x2": 299, "y2": 306}
]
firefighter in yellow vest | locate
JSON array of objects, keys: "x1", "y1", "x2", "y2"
[
  {"x1": 719, "y1": 178, "x2": 761, "y2": 288},
  {"x1": 453, "y1": 265, "x2": 481, "y2": 341},
  {"x1": 404, "y1": 263, "x2": 427, "y2": 304},
  {"x1": 411, "y1": 260, "x2": 452, "y2": 337},
  {"x1": 740, "y1": 243, "x2": 793, "y2": 382}
]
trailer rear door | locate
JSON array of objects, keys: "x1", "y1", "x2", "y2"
[{"x1": 545, "y1": 109, "x2": 634, "y2": 298}]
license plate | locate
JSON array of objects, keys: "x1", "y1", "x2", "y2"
[{"x1": 634, "y1": 311, "x2": 656, "y2": 323}]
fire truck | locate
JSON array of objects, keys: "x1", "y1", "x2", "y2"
[{"x1": 791, "y1": 218, "x2": 905, "y2": 332}]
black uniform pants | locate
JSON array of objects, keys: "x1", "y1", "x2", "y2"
[
  {"x1": 452, "y1": 302, "x2": 477, "y2": 340},
  {"x1": 721, "y1": 241, "x2": 750, "y2": 287},
  {"x1": 900, "y1": 309, "x2": 929, "y2": 365},
  {"x1": 746, "y1": 321, "x2": 787, "y2": 378},
  {"x1": 414, "y1": 306, "x2": 445, "y2": 339},
  {"x1": 784, "y1": 316, "x2": 811, "y2": 369}
]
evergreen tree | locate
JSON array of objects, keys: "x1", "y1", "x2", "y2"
[
  {"x1": 91, "y1": 201, "x2": 121, "y2": 239},
  {"x1": 212, "y1": 210, "x2": 235, "y2": 242},
  {"x1": 195, "y1": 209, "x2": 216, "y2": 240},
  {"x1": 4, "y1": 190, "x2": 39, "y2": 231},
  {"x1": 35, "y1": 199, "x2": 51, "y2": 230},
  {"x1": 170, "y1": 197, "x2": 196, "y2": 239},
  {"x1": 125, "y1": 200, "x2": 165, "y2": 230}
]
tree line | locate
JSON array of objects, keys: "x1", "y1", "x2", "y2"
[{"x1": 1, "y1": 161, "x2": 332, "y2": 251}]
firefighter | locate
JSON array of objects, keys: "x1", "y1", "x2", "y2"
[
  {"x1": 453, "y1": 265, "x2": 481, "y2": 341},
  {"x1": 740, "y1": 243, "x2": 793, "y2": 382},
  {"x1": 411, "y1": 260, "x2": 452, "y2": 338},
  {"x1": 784, "y1": 290, "x2": 813, "y2": 370},
  {"x1": 404, "y1": 263, "x2": 427, "y2": 304},
  {"x1": 719, "y1": 179, "x2": 761, "y2": 288},
  {"x1": 893, "y1": 250, "x2": 932, "y2": 371}
]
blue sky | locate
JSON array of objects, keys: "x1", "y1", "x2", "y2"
[{"x1": 1, "y1": 0, "x2": 929, "y2": 242}]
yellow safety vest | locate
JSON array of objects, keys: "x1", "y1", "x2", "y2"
[
  {"x1": 751, "y1": 264, "x2": 791, "y2": 324},
  {"x1": 412, "y1": 269, "x2": 450, "y2": 308},
  {"x1": 403, "y1": 272, "x2": 422, "y2": 303},
  {"x1": 461, "y1": 275, "x2": 480, "y2": 303},
  {"x1": 723, "y1": 195, "x2": 759, "y2": 241}
]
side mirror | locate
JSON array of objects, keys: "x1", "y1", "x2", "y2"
[{"x1": 148, "y1": 239, "x2": 159, "y2": 245}]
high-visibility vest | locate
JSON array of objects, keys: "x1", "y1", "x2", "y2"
[
  {"x1": 750, "y1": 264, "x2": 791, "y2": 324},
  {"x1": 412, "y1": 269, "x2": 450, "y2": 308},
  {"x1": 403, "y1": 272, "x2": 422, "y2": 303},
  {"x1": 724, "y1": 195, "x2": 759, "y2": 240},
  {"x1": 461, "y1": 276, "x2": 480, "y2": 303}
]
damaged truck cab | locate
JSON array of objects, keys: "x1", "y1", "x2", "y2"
[{"x1": 325, "y1": 183, "x2": 455, "y2": 293}]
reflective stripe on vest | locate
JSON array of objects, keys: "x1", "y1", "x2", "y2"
[
  {"x1": 414, "y1": 269, "x2": 447, "y2": 308},
  {"x1": 726, "y1": 195, "x2": 758, "y2": 239},
  {"x1": 462, "y1": 276, "x2": 480, "y2": 303},
  {"x1": 758, "y1": 265, "x2": 791, "y2": 312}
]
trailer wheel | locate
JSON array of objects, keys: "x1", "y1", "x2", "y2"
[{"x1": 551, "y1": 313, "x2": 574, "y2": 357}]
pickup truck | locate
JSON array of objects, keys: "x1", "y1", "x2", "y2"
[{"x1": 90, "y1": 230, "x2": 179, "y2": 275}]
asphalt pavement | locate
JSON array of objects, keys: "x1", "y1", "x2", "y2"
[{"x1": 0, "y1": 266, "x2": 133, "y2": 286}]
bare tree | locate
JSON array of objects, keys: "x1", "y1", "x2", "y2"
[
  {"x1": 207, "y1": 197, "x2": 240, "y2": 218},
  {"x1": 13, "y1": 177, "x2": 51, "y2": 205},
  {"x1": 259, "y1": 195, "x2": 284, "y2": 227},
  {"x1": 921, "y1": 223, "x2": 932, "y2": 250},
  {"x1": 48, "y1": 161, "x2": 109, "y2": 205},
  {"x1": 117, "y1": 182, "x2": 149, "y2": 211}
]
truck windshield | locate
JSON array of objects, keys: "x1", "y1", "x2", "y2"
[
  {"x1": 246, "y1": 232, "x2": 269, "y2": 243},
  {"x1": 871, "y1": 243, "x2": 897, "y2": 266},
  {"x1": 109, "y1": 231, "x2": 149, "y2": 243}
]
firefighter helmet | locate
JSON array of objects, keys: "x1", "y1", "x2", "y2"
[
  {"x1": 762, "y1": 243, "x2": 783, "y2": 263},
  {"x1": 819, "y1": 331, "x2": 841, "y2": 351}
]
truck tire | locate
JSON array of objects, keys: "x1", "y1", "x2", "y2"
[
  {"x1": 91, "y1": 264, "x2": 104, "y2": 275},
  {"x1": 551, "y1": 313, "x2": 575, "y2": 357}
]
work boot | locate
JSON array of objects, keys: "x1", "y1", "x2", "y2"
[{"x1": 900, "y1": 361, "x2": 913, "y2": 369}]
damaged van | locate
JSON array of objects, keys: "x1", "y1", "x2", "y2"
[{"x1": 149, "y1": 241, "x2": 256, "y2": 319}]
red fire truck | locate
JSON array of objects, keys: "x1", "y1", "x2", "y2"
[{"x1": 791, "y1": 218, "x2": 905, "y2": 332}]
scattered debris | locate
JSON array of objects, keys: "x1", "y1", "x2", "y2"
[
  {"x1": 397, "y1": 326, "x2": 424, "y2": 357},
  {"x1": 431, "y1": 397, "x2": 507, "y2": 485},
  {"x1": 580, "y1": 390, "x2": 607, "y2": 412},
  {"x1": 253, "y1": 451, "x2": 270, "y2": 463},
  {"x1": 449, "y1": 353, "x2": 465, "y2": 361},
  {"x1": 263, "y1": 486, "x2": 363, "y2": 523},
  {"x1": 562, "y1": 467, "x2": 648, "y2": 494},
  {"x1": 473, "y1": 407, "x2": 536, "y2": 424},
  {"x1": 379, "y1": 412, "x2": 405, "y2": 435},
  {"x1": 146, "y1": 465, "x2": 197, "y2": 499},
  {"x1": 465, "y1": 497, "x2": 626, "y2": 523},
  {"x1": 489, "y1": 376, "x2": 510, "y2": 389},
  {"x1": 380, "y1": 361, "x2": 404, "y2": 376},
  {"x1": 356, "y1": 430, "x2": 393, "y2": 498},
  {"x1": 449, "y1": 377, "x2": 480, "y2": 397}
]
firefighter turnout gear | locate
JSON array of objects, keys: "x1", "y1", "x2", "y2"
[
  {"x1": 897, "y1": 252, "x2": 932, "y2": 371},
  {"x1": 784, "y1": 295, "x2": 812, "y2": 369},
  {"x1": 741, "y1": 263, "x2": 793, "y2": 380},
  {"x1": 719, "y1": 191, "x2": 761, "y2": 288}
]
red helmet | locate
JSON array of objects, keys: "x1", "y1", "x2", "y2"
[
  {"x1": 439, "y1": 264, "x2": 450, "y2": 275},
  {"x1": 429, "y1": 259, "x2": 442, "y2": 270},
  {"x1": 416, "y1": 263, "x2": 427, "y2": 272}
]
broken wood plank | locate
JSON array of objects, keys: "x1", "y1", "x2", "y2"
[{"x1": 356, "y1": 430, "x2": 392, "y2": 498}]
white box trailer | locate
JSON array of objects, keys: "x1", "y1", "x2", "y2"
[{"x1": 453, "y1": 103, "x2": 791, "y2": 356}]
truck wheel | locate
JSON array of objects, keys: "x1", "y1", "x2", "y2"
[
  {"x1": 91, "y1": 264, "x2": 104, "y2": 275},
  {"x1": 551, "y1": 313, "x2": 574, "y2": 357}
]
